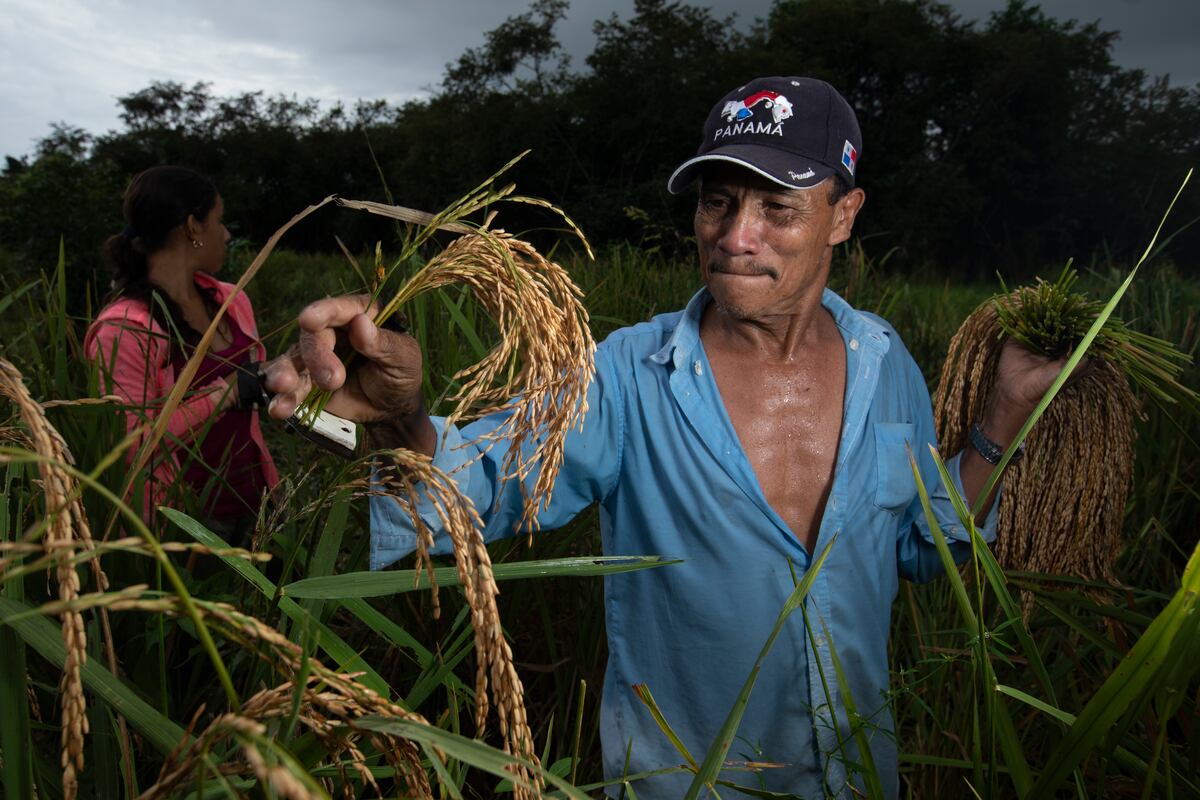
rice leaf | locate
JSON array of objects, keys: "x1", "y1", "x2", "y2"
[
  {"x1": 354, "y1": 715, "x2": 592, "y2": 799},
  {"x1": 908, "y1": 450, "x2": 1034, "y2": 796},
  {"x1": 0, "y1": 279, "x2": 37, "y2": 318},
  {"x1": 437, "y1": 285, "x2": 490, "y2": 362},
  {"x1": 631, "y1": 683, "x2": 698, "y2": 771},
  {"x1": 1026, "y1": 539, "x2": 1200, "y2": 798},
  {"x1": 818, "y1": 616, "x2": 886, "y2": 799},
  {"x1": 927, "y1": 448, "x2": 1062, "y2": 714},
  {"x1": 683, "y1": 535, "x2": 836, "y2": 800},
  {"x1": 300, "y1": 488, "x2": 350, "y2": 622},
  {"x1": 161, "y1": 507, "x2": 391, "y2": 697},
  {"x1": 997, "y1": 684, "x2": 1200, "y2": 796},
  {"x1": 283, "y1": 555, "x2": 681, "y2": 598},
  {"x1": 0, "y1": 596, "x2": 186, "y2": 755},
  {"x1": 0, "y1": 475, "x2": 35, "y2": 799},
  {"x1": 0, "y1": 446, "x2": 241, "y2": 709},
  {"x1": 995, "y1": 685, "x2": 1075, "y2": 725},
  {"x1": 341, "y1": 596, "x2": 468, "y2": 691},
  {"x1": 404, "y1": 605, "x2": 477, "y2": 709}
]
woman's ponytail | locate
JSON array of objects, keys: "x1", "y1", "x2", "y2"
[{"x1": 103, "y1": 228, "x2": 150, "y2": 295}]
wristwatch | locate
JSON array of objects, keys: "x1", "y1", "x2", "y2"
[{"x1": 969, "y1": 422, "x2": 1025, "y2": 465}]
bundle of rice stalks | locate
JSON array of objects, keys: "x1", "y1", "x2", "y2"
[
  {"x1": 305, "y1": 152, "x2": 596, "y2": 535},
  {"x1": 933, "y1": 267, "x2": 1194, "y2": 584}
]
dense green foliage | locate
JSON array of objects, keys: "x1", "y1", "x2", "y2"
[{"x1": 2, "y1": 0, "x2": 1198, "y2": 315}]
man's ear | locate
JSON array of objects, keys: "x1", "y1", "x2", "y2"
[{"x1": 829, "y1": 188, "x2": 866, "y2": 247}]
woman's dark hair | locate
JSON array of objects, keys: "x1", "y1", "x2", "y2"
[{"x1": 103, "y1": 166, "x2": 219, "y2": 352}]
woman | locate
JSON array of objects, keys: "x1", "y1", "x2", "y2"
[{"x1": 84, "y1": 166, "x2": 279, "y2": 530}]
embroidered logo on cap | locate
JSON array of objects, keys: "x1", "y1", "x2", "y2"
[
  {"x1": 721, "y1": 90, "x2": 793, "y2": 124},
  {"x1": 713, "y1": 91, "x2": 793, "y2": 141},
  {"x1": 841, "y1": 140, "x2": 858, "y2": 175}
]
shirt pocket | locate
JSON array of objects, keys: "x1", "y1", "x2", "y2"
[{"x1": 873, "y1": 421, "x2": 918, "y2": 513}]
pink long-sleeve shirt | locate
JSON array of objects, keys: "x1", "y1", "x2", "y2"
[{"x1": 84, "y1": 272, "x2": 279, "y2": 517}]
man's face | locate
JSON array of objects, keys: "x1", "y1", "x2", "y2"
[{"x1": 694, "y1": 165, "x2": 864, "y2": 322}]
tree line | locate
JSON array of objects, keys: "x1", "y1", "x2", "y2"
[{"x1": 2, "y1": 0, "x2": 1197, "y2": 305}]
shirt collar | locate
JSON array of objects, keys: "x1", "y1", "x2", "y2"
[
  {"x1": 650, "y1": 285, "x2": 891, "y2": 369},
  {"x1": 650, "y1": 288, "x2": 708, "y2": 368}
]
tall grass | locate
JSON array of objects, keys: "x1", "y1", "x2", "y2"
[{"x1": 1, "y1": 215, "x2": 1197, "y2": 797}]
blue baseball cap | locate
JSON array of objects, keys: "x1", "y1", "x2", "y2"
[{"x1": 668, "y1": 76, "x2": 862, "y2": 193}]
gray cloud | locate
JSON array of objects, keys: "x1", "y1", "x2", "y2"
[{"x1": 1, "y1": 0, "x2": 1195, "y2": 160}]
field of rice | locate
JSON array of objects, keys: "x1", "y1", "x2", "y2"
[{"x1": 1, "y1": 215, "x2": 1198, "y2": 798}]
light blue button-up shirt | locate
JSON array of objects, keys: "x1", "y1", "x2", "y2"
[{"x1": 371, "y1": 287, "x2": 996, "y2": 799}]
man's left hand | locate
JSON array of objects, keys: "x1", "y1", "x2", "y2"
[
  {"x1": 987, "y1": 338, "x2": 1089, "y2": 435},
  {"x1": 959, "y1": 338, "x2": 1087, "y2": 516}
]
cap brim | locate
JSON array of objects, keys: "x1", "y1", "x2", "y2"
[{"x1": 667, "y1": 146, "x2": 837, "y2": 194}]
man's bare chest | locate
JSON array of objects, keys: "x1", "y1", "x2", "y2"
[{"x1": 709, "y1": 353, "x2": 846, "y2": 548}]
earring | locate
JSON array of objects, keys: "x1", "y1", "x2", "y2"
[{"x1": 191, "y1": 239, "x2": 202, "y2": 249}]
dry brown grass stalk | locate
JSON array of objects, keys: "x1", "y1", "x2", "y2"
[
  {"x1": 40, "y1": 394, "x2": 124, "y2": 409},
  {"x1": 933, "y1": 295, "x2": 1138, "y2": 587},
  {"x1": 0, "y1": 538, "x2": 267, "y2": 586}
]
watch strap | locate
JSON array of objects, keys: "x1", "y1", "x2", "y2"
[{"x1": 969, "y1": 422, "x2": 1025, "y2": 465}]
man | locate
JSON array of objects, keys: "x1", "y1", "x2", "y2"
[{"x1": 267, "y1": 77, "x2": 1066, "y2": 798}]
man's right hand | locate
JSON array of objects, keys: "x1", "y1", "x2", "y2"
[{"x1": 263, "y1": 294, "x2": 436, "y2": 454}]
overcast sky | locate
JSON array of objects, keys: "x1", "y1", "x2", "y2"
[{"x1": 1, "y1": 0, "x2": 1196, "y2": 161}]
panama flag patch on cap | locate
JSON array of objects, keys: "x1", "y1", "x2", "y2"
[{"x1": 841, "y1": 140, "x2": 858, "y2": 175}]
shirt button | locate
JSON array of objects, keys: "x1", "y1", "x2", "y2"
[
  {"x1": 693, "y1": 360, "x2": 703, "y2": 376},
  {"x1": 849, "y1": 338, "x2": 859, "y2": 351}
]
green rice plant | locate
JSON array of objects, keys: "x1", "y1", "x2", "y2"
[{"x1": 994, "y1": 263, "x2": 1197, "y2": 408}]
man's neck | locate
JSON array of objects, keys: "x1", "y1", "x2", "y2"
[{"x1": 700, "y1": 289, "x2": 834, "y2": 362}]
